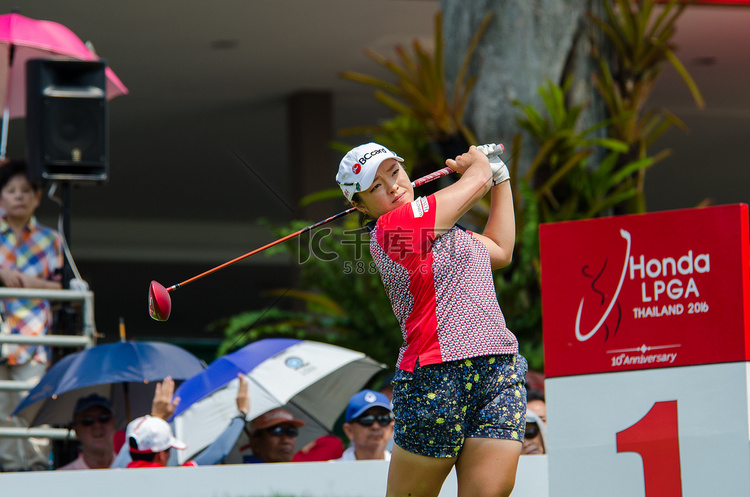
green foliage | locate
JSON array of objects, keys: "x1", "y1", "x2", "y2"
[
  {"x1": 588, "y1": 0, "x2": 704, "y2": 213},
  {"x1": 513, "y1": 77, "x2": 651, "y2": 224},
  {"x1": 339, "y1": 11, "x2": 493, "y2": 146}
]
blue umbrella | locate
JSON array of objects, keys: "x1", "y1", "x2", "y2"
[{"x1": 13, "y1": 341, "x2": 205, "y2": 429}]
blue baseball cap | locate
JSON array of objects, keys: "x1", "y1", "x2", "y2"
[
  {"x1": 73, "y1": 393, "x2": 113, "y2": 415},
  {"x1": 345, "y1": 389, "x2": 392, "y2": 423}
]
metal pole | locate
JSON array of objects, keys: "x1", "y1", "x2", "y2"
[{"x1": 61, "y1": 182, "x2": 73, "y2": 289}]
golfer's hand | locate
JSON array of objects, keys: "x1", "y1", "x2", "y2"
[
  {"x1": 236, "y1": 374, "x2": 250, "y2": 416},
  {"x1": 152, "y1": 376, "x2": 180, "y2": 420},
  {"x1": 477, "y1": 143, "x2": 509, "y2": 185},
  {"x1": 445, "y1": 146, "x2": 489, "y2": 175}
]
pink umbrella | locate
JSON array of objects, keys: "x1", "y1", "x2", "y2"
[{"x1": 0, "y1": 12, "x2": 128, "y2": 157}]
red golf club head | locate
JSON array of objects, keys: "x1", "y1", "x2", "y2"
[{"x1": 148, "y1": 280, "x2": 172, "y2": 321}]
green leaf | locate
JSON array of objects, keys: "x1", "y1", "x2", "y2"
[
  {"x1": 588, "y1": 138, "x2": 629, "y2": 153},
  {"x1": 664, "y1": 49, "x2": 705, "y2": 109}
]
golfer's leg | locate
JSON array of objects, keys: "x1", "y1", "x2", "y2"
[
  {"x1": 454, "y1": 438, "x2": 522, "y2": 497},
  {"x1": 386, "y1": 444, "x2": 456, "y2": 497}
]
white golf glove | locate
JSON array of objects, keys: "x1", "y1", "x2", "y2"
[{"x1": 477, "y1": 143, "x2": 509, "y2": 186}]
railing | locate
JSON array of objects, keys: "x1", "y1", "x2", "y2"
[{"x1": 0, "y1": 287, "x2": 97, "y2": 440}]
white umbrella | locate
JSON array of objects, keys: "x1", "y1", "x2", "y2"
[{"x1": 171, "y1": 338, "x2": 386, "y2": 463}]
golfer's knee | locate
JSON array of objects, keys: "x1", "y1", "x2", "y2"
[{"x1": 457, "y1": 475, "x2": 516, "y2": 497}]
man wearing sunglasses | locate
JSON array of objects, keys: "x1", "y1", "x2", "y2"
[
  {"x1": 336, "y1": 389, "x2": 394, "y2": 461},
  {"x1": 244, "y1": 408, "x2": 305, "y2": 463},
  {"x1": 521, "y1": 409, "x2": 547, "y2": 456},
  {"x1": 58, "y1": 394, "x2": 117, "y2": 470}
]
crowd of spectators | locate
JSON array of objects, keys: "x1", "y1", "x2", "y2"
[{"x1": 0, "y1": 367, "x2": 547, "y2": 470}]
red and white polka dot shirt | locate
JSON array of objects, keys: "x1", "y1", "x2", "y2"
[{"x1": 370, "y1": 195, "x2": 518, "y2": 372}]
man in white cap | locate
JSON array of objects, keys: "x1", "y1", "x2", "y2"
[
  {"x1": 112, "y1": 375, "x2": 251, "y2": 468},
  {"x1": 125, "y1": 415, "x2": 192, "y2": 468},
  {"x1": 335, "y1": 389, "x2": 394, "y2": 461}
]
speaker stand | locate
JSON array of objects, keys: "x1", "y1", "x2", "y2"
[
  {"x1": 54, "y1": 182, "x2": 79, "y2": 362},
  {"x1": 61, "y1": 182, "x2": 73, "y2": 289}
]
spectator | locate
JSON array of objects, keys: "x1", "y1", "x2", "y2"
[
  {"x1": 112, "y1": 374, "x2": 251, "y2": 468},
  {"x1": 527, "y1": 388, "x2": 546, "y2": 424},
  {"x1": 243, "y1": 408, "x2": 304, "y2": 463},
  {"x1": 525, "y1": 369, "x2": 545, "y2": 392},
  {"x1": 335, "y1": 389, "x2": 393, "y2": 461},
  {"x1": 0, "y1": 159, "x2": 63, "y2": 471},
  {"x1": 125, "y1": 415, "x2": 193, "y2": 468},
  {"x1": 57, "y1": 394, "x2": 116, "y2": 470},
  {"x1": 150, "y1": 375, "x2": 182, "y2": 421},
  {"x1": 521, "y1": 410, "x2": 547, "y2": 456}
]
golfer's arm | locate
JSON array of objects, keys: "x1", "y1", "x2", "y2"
[
  {"x1": 433, "y1": 163, "x2": 492, "y2": 236},
  {"x1": 475, "y1": 181, "x2": 515, "y2": 269}
]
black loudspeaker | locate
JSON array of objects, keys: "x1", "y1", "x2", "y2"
[{"x1": 26, "y1": 59, "x2": 108, "y2": 184}]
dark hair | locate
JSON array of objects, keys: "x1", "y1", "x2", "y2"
[
  {"x1": 129, "y1": 437, "x2": 158, "y2": 461},
  {"x1": 0, "y1": 159, "x2": 41, "y2": 192},
  {"x1": 350, "y1": 193, "x2": 373, "y2": 226},
  {"x1": 527, "y1": 388, "x2": 546, "y2": 403}
]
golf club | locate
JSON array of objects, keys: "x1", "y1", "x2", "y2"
[{"x1": 149, "y1": 143, "x2": 505, "y2": 321}]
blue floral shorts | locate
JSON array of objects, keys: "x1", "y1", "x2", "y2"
[{"x1": 392, "y1": 354, "x2": 527, "y2": 458}]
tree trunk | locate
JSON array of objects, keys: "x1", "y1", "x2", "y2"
[{"x1": 441, "y1": 0, "x2": 606, "y2": 172}]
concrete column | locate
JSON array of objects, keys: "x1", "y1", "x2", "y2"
[{"x1": 286, "y1": 91, "x2": 338, "y2": 220}]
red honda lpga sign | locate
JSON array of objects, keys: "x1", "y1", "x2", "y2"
[{"x1": 540, "y1": 204, "x2": 750, "y2": 377}]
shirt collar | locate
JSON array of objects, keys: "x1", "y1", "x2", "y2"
[{"x1": 0, "y1": 215, "x2": 39, "y2": 234}]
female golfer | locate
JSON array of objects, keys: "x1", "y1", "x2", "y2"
[{"x1": 336, "y1": 142, "x2": 527, "y2": 497}]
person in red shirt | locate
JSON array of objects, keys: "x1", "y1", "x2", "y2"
[
  {"x1": 336, "y1": 143, "x2": 527, "y2": 497},
  {"x1": 125, "y1": 415, "x2": 194, "y2": 468}
]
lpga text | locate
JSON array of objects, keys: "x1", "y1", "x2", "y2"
[{"x1": 629, "y1": 249, "x2": 710, "y2": 319}]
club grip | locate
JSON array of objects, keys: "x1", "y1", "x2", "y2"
[
  {"x1": 412, "y1": 166, "x2": 454, "y2": 187},
  {"x1": 411, "y1": 143, "x2": 505, "y2": 187}
]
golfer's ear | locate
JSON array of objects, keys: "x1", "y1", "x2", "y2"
[{"x1": 350, "y1": 200, "x2": 369, "y2": 216}]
